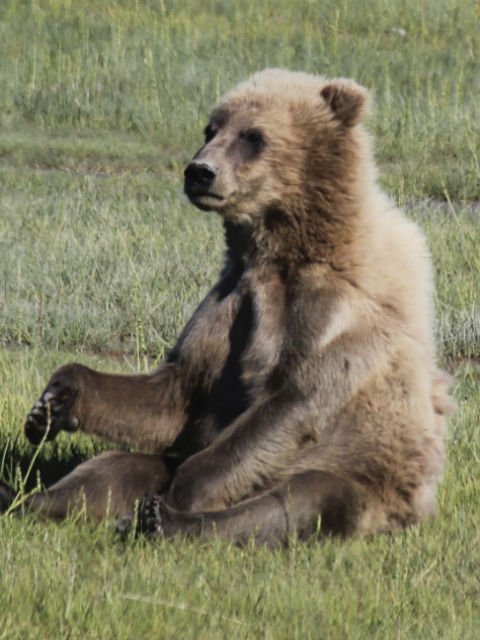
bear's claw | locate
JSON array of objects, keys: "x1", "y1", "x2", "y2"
[
  {"x1": 25, "y1": 375, "x2": 79, "y2": 445},
  {"x1": 115, "y1": 494, "x2": 165, "y2": 540},
  {"x1": 138, "y1": 493, "x2": 164, "y2": 537}
]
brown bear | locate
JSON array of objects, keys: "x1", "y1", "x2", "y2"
[{"x1": 11, "y1": 69, "x2": 454, "y2": 543}]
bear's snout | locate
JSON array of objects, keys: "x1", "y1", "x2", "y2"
[{"x1": 184, "y1": 162, "x2": 218, "y2": 195}]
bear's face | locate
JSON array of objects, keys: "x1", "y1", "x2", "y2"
[
  {"x1": 184, "y1": 69, "x2": 369, "y2": 226},
  {"x1": 184, "y1": 102, "x2": 294, "y2": 221}
]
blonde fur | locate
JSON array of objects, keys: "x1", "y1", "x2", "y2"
[{"x1": 20, "y1": 70, "x2": 454, "y2": 542}]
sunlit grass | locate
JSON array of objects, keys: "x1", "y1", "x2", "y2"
[
  {"x1": 0, "y1": 0, "x2": 479, "y2": 199},
  {"x1": 0, "y1": 0, "x2": 479, "y2": 638}
]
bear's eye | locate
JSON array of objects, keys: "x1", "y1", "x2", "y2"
[
  {"x1": 241, "y1": 129, "x2": 265, "y2": 147},
  {"x1": 238, "y1": 129, "x2": 266, "y2": 161},
  {"x1": 204, "y1": 125, "x2": 216, "y2": 143}
]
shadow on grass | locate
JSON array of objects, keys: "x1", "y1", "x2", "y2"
[{"x1": 0, "y1": 432, "x2": 105, "y2": 493}]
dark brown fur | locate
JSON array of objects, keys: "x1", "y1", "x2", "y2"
[{"x1": 7, "y1": 70, "x2": 453, "y2": 544}]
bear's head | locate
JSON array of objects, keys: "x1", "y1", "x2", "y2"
[{"x1": 184, "y1": 69, "x2": 372, "y2": 261}]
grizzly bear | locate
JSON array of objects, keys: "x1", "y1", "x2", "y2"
[{"x1": 6, "y1": 69, "x2": 454, "y2": 543}]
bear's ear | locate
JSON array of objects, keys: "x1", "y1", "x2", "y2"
[{"x1": 320, "y1": 80, "x2": 369, "y2": 127}]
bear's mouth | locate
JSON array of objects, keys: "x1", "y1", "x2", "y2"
[{"x1": 185, "y1": 190, "x2": 226, "y2": 211}]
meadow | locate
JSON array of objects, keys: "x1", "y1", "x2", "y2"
[{"x1": 0, "y1": 0, "x2": 479, "y2": 637}]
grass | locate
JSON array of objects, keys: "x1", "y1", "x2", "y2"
[
  {"x1": 0, "y1": 166, "x2": 221, "y2": 355},
  {"x1": 1, "y1": 0, "x2": 479, "y2": 201},
  {"x1": 0, "y1": 0, "x2": 479, "y2": 638}
]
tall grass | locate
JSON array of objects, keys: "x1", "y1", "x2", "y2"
[
  {"x1": 409, "y1": 201, "x2": 480, "y2": 359},
  {"x1": 1, "y1": 169, "x2": 478, "y2": 358},
  {"x1": 0, "y1": 0, "x2": 479, "y2": 199},
  {"x1": 0, "y1": 1, "x2": 479, "y2": 638},
  {"x1": 0, "y1": 167, "x2": 222, "y2": 355}
]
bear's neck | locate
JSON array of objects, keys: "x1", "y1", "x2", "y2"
[
  {"x1": 223, "y1": 220, "x2": 253, "y2": 264},
  {"x1": 223, "y1": 199, "x2": 368, "y2": 277}
]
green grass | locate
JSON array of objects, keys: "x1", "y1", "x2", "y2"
[
  {"x1": 0, "y1": 166, "x2": 222, "y2": 355},
  {"x1": 1, "y1": 0, "x2": 479, "y2": 200},
  {"x1": 1, "y1": 0, "x2": 479, "y2": 638},
  {"x1": 409, "y1": 201, "x2": 480, "y2": 359}
]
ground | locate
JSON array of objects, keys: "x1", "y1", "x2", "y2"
[{"x1": 0, "y1": 1, "x2": 479, "y2": 638}]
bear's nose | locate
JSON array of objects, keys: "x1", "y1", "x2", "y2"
[{"x1": 184, "y1": 162, "x2": 218, "y2": 192}]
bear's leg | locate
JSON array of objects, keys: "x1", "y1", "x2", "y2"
[
  {"x1": 15, "y1": 451, "x2": 170, "y2": 520},
  {"x1": 139, "y1": 470, "x2": 366, "y2": 546},
  {"x1": 24, "y1": 363, "x2": 187, "y2": 453}
]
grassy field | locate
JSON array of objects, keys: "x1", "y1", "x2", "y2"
[{"x1": 1, "y1": 0, "x2": 479, "y2": 638}]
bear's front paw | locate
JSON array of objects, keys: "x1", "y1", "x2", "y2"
[
  {"x1": 137, "y1": 494, "x2": 196, "y2": 539},
  {"x1": 25, "y1": 364, "x2": 82, "y2": 445}
]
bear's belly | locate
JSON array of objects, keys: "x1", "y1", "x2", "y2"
[{"x1": 169, "y1": 272, "x2": 286, "y2": 458}]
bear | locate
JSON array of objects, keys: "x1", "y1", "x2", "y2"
[{"x1": 7, "y1": 69, "x2": 454, "y2": 544}]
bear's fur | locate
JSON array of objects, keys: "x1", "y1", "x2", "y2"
[{"x1": 14, "y1": 69, "x2": 454, "y2": 543}]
